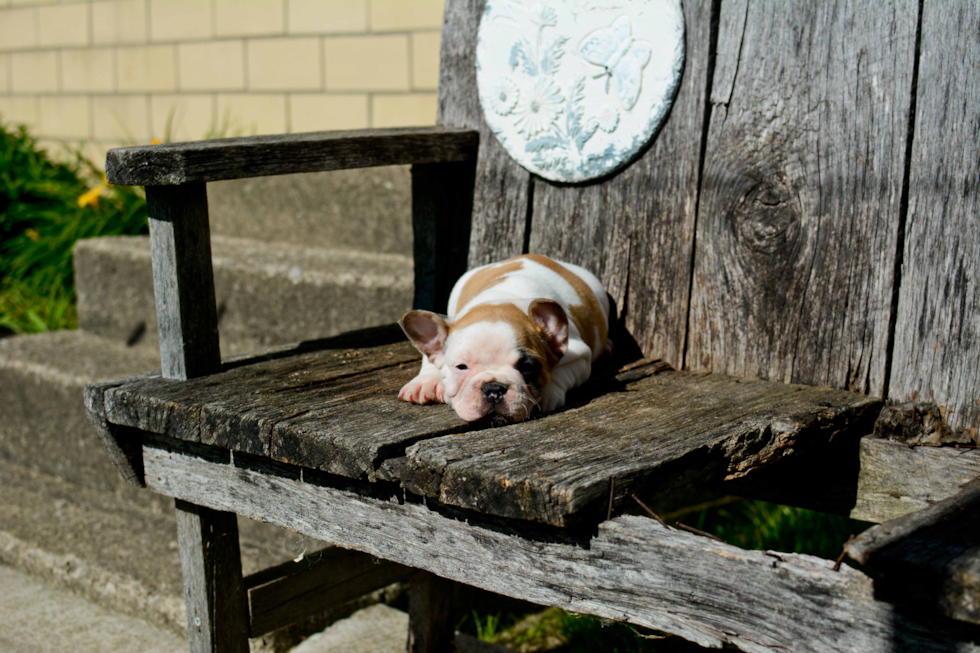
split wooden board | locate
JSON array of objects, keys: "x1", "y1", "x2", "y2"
[{"x1": 91, "y1": 327, "x2": 881, "y2": 527}]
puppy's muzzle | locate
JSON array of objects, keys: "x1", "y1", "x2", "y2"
[{"x1": 481, "y1": 381, "x2": 509, "y2": 404}]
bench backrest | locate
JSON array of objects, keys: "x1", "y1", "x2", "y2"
[{"x1": 434, "y1": 0, "x2": 979, "y2": 440}]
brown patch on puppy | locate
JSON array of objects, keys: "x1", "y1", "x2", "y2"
[
  {"x1": 453, "y1": 303, "x2": 559, "y2": 384},
  {"x1": 522, "y1": 254, "x2": 607, "y2": 352},
  {"x1": 454, "y1": 258, "x2": 526, "y2": 311}
]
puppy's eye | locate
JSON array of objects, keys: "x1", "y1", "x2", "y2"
[
  {"x1": 516, "y1": 354, "x2": 541, "y2": 382},
  {"x1": 455, "y1": 364, "x2": 468, "y2": 371}
]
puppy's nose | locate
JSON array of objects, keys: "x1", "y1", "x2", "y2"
[{"x1": 482, "y1": 381, "x2": 509, "y2": 403}]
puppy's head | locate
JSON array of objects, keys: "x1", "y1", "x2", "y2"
[{"x1": 400, "y1": 300, "x2": 568, "y2": 424}]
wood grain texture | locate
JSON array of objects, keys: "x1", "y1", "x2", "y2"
[
  {"x1": 527, "y1": 0, "x2": 712, "y2": 369},
  {"x1": 889, "y1": 0, "x2": 980, "y2": 441},
  {"x1": 101, "y1": 340, "x2": 470, "y2": 480},
  {"x1": 144, "y1": 442, "x2": 980, "y2": 653},
  {"x1": 399, "y1": 362, "x2": 881, "y2": 526},
  {"x1": 847, "y1": 479, "x2": 980, "y2": 625},
  {"x1": 688, "y1": 0, "x2": 918, "y2": 394},
  {"x1": 106, "y1": 127, "x2": 479, "y2": 186},
  {"x1": 411, "y1": 161, "x2": 476, "y2": 313},
  {"x1": 84, "y1": 375, "x2": 154, "y2": 486},
  {"x1": 147, "y1": 184, "x2": 221, "y2": 380},
  {"x1": 175, "y1": 499, "x2": 249, "y2": 653},
  {"x1": 407, "y1": 571, "x2": 458, "y2": 653},
  {"x1": 437, "y1": 0, "x2": 531, "y2": 267},
  {"x1": 98, "y1": 345, "x2": 878, "y2": 526},
  {"x1": 244, "y1": 547, "x2": 412, "y2": 637},
  {"x1": 851, "y1": 437, "x2": 980, "y2": 523}
]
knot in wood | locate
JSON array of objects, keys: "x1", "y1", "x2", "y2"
[{"x1": 730, "y1": 177, "x2": 802, "y2": 260}]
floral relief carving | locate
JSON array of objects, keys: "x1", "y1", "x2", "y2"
[{"x1": 477, "y1": 0, "x2": 685, "y2": 183}]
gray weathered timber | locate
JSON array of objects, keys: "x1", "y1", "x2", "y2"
[
  {"x1": 97, "y1": 349, "x2": 879, "y2": 526},
  {"x1": 411, "y1": 161, "x2": 476, "y2": 313},
  {"x1": 850, "y1": 436, "x2": 980, "y2": 523},
  {"x1": 100, "y1": 340, "x2": 470, "y2": 479},
  {"x1": 144, "y1": 442, "x2": 980, "y2": 653},
  {"x1": 399, "y1": 363, "x2": 881, "y2": 526},
  {"x1": 146, "y1": 184, "x2": 221, "y2": 380},
  {"x1": 407, "y1": 572, "x2": 458, "y2": 653},
  {"x1": 106, "y1": 127, "x2": 479, "y2": 186},
  {"x1": 527, "y1": 0, "x2": 711, "y2": 369},
  {"x1": 889, "y1": 0, "x2": 980, "y2": 441},
  {"x1": 847, "y1": 479, "x2": 980, "y2": 625},
  {"x1": 873, "y1": 401, "x2": 974, "y2": 446},
  {"x1": 175, "y1": 499, "x2": 250, "y2": 653},
  {"x1": 688, "y1": 0, "x2": 917, "y2": 394},
  {"x1": 436, "y1": 0, "x2": 531, "y2": 267},
  {"x1": 84, "y1": 374, "x2": 157, "y2": 486},
  {"x1": 244, "y1": 547, "x2": 412, "y2": 637}
]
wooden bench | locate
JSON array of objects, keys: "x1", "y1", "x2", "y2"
[{"x1": 87, "y1": 1, "x2": 980, "y2": 651}]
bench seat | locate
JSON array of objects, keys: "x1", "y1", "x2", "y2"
[{"x1": 87, "y1": 325, "x2": 881, "y2": 529}]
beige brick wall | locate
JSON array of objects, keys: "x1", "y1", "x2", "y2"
[{"x1": 0, "y1": 0, "x2": 443, "y2": 166}]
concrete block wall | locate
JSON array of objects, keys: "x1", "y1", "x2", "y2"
[{"x1": 0, "y1": 0, "x2": 444, "y2": 162}]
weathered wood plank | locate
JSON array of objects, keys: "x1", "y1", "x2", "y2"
[
  {"x1": 144, "y1": 442, "x2": 980, "y2": 653},
  {"x1": 407, "y1": 571, "x2": 459, "y2": 653},
  {"x1": 244, "y1": 547, "x2": 412, "y2": 637},
  {"x1": 436, "y1": 0, "x2": 531, "y2": 267},
  {"x1": 106, "y1": 127, "x2": 479, "y2": 186},
  {"x1": 527, "y1": 0, "x2": 712, "y2": 369},
  {"x1": 398, "y1": 362, "x2": 880, "y2": 527},
  {"x1": 101, "y1": 344, "x2": 879, "y2": 525},
  {"x1": 688, "y1": 0, "x2": 918, "y2": 394},
  {"x1": 175, "y1": 499, "x2": 249, "y2": 653},
  {"x1": 889, "y1": 0, "x2": 980, "y2": 442},
  {"x1": 102, "y1": 339, "x2": 470, "y2": 479},
  {"x1": 411, "y1": 161, "x2": 476, "y2": 313},
  {"x1": 851, "y1": 436, "x2": 980, "y2": 523},
  {"x1": 847, "y1": 479, "x2": 980, "y2": 625},
  {"x1": 84, "y1": 374, "x2": 156, "y2": 486},
  {"x1": 147, "y1": 184, "x2": 221, "y2": 380}
]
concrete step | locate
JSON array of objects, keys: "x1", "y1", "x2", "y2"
[
  {"x1": 0, "y1": 330, "x2": 161, "y2": 496},
  {"x1": 0, "y1": 456, "x2": 401, "y2": 651},
  {"x1": 74, "y1": 234, "x2": 414, "y2": 357},
  {"x1": 206, "y1": 166, "x2": 412, "y2": 258}
]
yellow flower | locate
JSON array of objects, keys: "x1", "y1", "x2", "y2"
[
  {"x1": 25, "y1": 228, "x2": 41, "y2": 242},
  {"x1": 78, "y1": 183, "x2": 106, "y2": 208}
]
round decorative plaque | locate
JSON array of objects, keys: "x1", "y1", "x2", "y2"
[{"x1": 477, "y1": 0, "x2": 685, "y2": 183}]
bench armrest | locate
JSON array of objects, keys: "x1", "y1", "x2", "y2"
[{"x1": 106, "y1": 126, "x2": 480, "y2": 186}]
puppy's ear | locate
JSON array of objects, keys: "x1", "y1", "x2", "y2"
[
  {"x1": 399, "y1": 310, "x2": 450, "y2": 359},
  {"x1": 529, "y1": 299, "x2": 568, "y2": 358}
]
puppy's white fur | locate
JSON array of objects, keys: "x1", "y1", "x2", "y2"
[{"x1": 399, "y1": 255, "x2": 610, "y2": 423}]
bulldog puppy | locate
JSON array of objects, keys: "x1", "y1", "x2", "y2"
[{"x1": 398, "y1": 254, "x2": 610, "y2": 424}]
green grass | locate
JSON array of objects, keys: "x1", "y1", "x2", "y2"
[{"x1": 0, "y1": 122, "x2": 148, "y2": 335}]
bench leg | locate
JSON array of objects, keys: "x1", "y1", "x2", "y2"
[
  {"x1": 175, "y1": 499, "x2": 250, "y2": 653},
  {"x1": 407, "y1": 571, "x2": 459, "y2": 653}
]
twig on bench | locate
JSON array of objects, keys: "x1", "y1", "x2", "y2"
[
  {"x1": 833, "y1": 535, "x2": 856, "y2": 572},
  {"x1": 675, "y1": 522, "x2": 723, "y2": 542},
  {"x1": 607, "y1": 475, "x2": 616, "y2": 521},
  {"x1": 632, "y1": 494, "x2": 670, "y2": 529}
]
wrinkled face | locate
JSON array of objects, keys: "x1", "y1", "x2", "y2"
[
  {"x1": 440, "y1": 322, "x2": 549, "y2": 424},
  {"x1": 400, "y1": 300, "x2": 568, "y2": 425}
]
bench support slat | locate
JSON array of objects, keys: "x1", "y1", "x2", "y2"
[
  {"x1": 175, "y1": 499, "x2": 250, "y2": 653},
  {"x1": 147, "y1": 184, "x2": 221, "y2": 380},
  {"x1": 408, "y1": 571, "x2": 460, "y2": 653},
  {"x1": 147, "y1": 439, "x2": 979, "y2": 653},
  {"x1": 244, "y1": 547, "x2": 413, "y2": 637}
]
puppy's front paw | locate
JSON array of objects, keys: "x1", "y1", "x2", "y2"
[
  {"x1": 540, "y1": 385, "x2": 566, "y2": 414},
  {"x1": 399, "y1": 374, "x2": 445, "y2": 404}
]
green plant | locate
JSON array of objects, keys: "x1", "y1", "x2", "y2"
[{"x1": 0, "y1": 122, "x2": 148, "y2": 334}]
